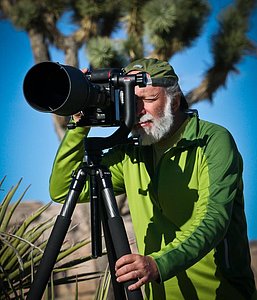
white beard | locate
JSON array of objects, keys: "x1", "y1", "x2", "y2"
[{"x1": 132, "y1": 96, "x2": 174, "y2": 146}]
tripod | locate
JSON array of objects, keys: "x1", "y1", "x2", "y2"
[{"x1": 26, "y1": 125, "x2": 143, "y2": 300}]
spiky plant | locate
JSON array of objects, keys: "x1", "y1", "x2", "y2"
[
  {"x1": 0, "y1": 177, "x2": 103, "y2": 299},
  {"x1": 86, "y1": 36, "x2": 125, "y2": 68},
  {"x1": 142, "y1": 0, "x2": 210, "y2": 59},
  {"x1": 94, "y1": 265, "x2": 111, "y2": 300}
]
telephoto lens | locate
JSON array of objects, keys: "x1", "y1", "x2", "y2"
[{"x1": 23, "y1": 62, "x2": 99, "y2": 116}]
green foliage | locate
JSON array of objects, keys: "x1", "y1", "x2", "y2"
[
  {"x1": 143, "y1": 0, "x2": 210, "y2": 57},
  {"x1": 72, "y1": 0, "x2": 122, "y2": 36},
  {"x1": 94, "y1": 265, "x2": 111, "y2": 300},
  {"x1": 212, "y1": 0, "x2": 257, "y2": 67},
  {"x1": 81, "y1": 0, "x2": 209, "y2": 64},
  {"x1": 0, "y1": 178, "x2": 99, "y2": 299},
  {"x1": 86, "y1": 36, "x2": 126, "y2": 68},
  {"x1": 73, "y1": 0, "x2": 121, "y2": 17},
  {"x1": 5, "y1": 0, "x2": 67, "y2": 30},
  {"x1": 143, "y1": 1, "x2": 177, "y2": 35},
  {"x1": 120, "y1": 0, "x2": 148, "y2": 60}
]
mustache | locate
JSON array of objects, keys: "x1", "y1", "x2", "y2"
[{"x1": 137, "y1": 113, "x2": 154, "y2": 123}]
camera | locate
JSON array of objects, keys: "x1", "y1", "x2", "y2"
[{"x1": 23, "y1": 62, "x2": 147, "y2": 128}]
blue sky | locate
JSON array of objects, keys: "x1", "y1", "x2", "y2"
[{"x1": 0, "y1": 1, "x2": 256, "y2": 240}]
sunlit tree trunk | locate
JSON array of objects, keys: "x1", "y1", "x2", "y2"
[{"x1": 27, "y1": 28, "x2": 50, "y2": 63}]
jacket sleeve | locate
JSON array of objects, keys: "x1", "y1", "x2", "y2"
[
  {"x1": 49, "y1": 126, "x2": 126, "y2": 203},
  {"x1": 49, "y1": 126, "x2": 90, "y2": 203},
  {"x1": 149, "y1": 128, "x2": 242, "y2": 282}
]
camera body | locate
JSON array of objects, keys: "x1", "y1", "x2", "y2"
[
  {"x1": 80, "y1": 68, "x2": 126, "y2": 127},
  {"x1": 23, "y1": 62, "x2": 147, "y2": 128}
]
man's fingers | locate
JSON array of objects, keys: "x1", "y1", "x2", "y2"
[
  {"x1": 115, "y1": 254, "x2": 137, "y2": 270},
  {"x1": 116, "y1": 269, "x2": 139, "y2": 283},
  {"x1": 115, "y1": 254, "x2": 160, "y2": 291},
  {"x1": 116, "y1": 269, "x2": 148, "y2": 291},
  {"x1": 128, "y1": 277, "x2": 146, "y2": 291}
]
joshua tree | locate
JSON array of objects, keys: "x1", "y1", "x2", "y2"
[{"x1": 0, "y1": 0, "x2": 256, "y2": 139}]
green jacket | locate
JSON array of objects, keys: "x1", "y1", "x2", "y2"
[{"x1": 50, "y1": 112, "x2": 256, "y2": 299}]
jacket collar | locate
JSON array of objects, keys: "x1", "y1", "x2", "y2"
[{"x1": 176, "y1": 109, "x2": 200, "y2": 149}]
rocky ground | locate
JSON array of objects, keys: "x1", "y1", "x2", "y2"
[{"x1": 7, "y1": 199, "x2": 257, "y2": 299}]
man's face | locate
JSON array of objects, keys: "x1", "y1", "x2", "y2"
[{"x1": 131, "y1": 77, "x2": 174, "y2": 145}]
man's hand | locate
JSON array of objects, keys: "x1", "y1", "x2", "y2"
[
  {"x1": 115, "y1": 254, "x2": 160, "y2": 291},
  {"x1": 73, "y1": 111, "x2": 84, "y2": 123}
]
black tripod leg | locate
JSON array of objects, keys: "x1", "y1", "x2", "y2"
[
  {"x1": 101, "y1": 206, "x2": 127, "y2": 300},
  {"x1": 97, "y1": 168, "x2": 143, "y2": 300},
  {"x1": 26, "y1": 168, "x2": 87, "y2": 300},
  {"x1": 90, "y1": 170, "x2": 102, "y2": 258}
]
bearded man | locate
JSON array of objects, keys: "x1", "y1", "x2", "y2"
[{"x1": 49, "y1": 58, "x2": 256, "y2": 299}]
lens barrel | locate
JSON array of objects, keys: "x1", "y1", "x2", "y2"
[{"x1": 23, "y1": 62, "x2": 94, "y2": 116}]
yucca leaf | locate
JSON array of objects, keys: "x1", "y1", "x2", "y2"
[
  {"x1": 50, "y1": 271, "x2": 54, "y2": 300},
  {"x1": 1, "y1": 202, "x2": 52, "y2": 266},
  {"x1": 8, "y1": 237, "x2": 89, "y2": 281},
  {"x1": 0, "y1": 264, "x2": 19, "y2": 300},
  {"x1": 55, "y1": 253, "x2": 94, "y2": 270},
  {"x1": 56, "y1": 239, "x2": 90, "y2": 263},
  {"x1": 0, "y1": 180, "x2": 106, "y2": 298},
  {"x1": 13, "y1": 202, "x2": 52, "y2": 238},
  {"x1": 75, "y1": 276, "x2": 79, "y2": 300},
  {"x1": 0, "y1": 178, "x2": 23, "y2": 227},
  {"x1": 8, "y1": 250, "x2": 44, "y2": 281},
  {"x1": 20, "y1": 218, "x2": 55, "y2": 249},
  {"x1": 4, "y1": 230, "x2": 48, "y2": 271},
  {"x1": 21, "y1": 218, "x2": 55, "y2": 247},
  {"x1": 45, "y1": 282, "x2": 50, "y2": 300},
  {"x1": 0, "y1": 233, "x2": 24, "y2": 274},
  {"x1": 94, "y1": 265, "x2": 111, "y2": 300},
  {"x1": 0, "y1": 175, "x2": 7, "y2": 188},
  {"x1": 7, "y1": 241, "x2": 48, "y2": 281},
  {"x1": 0, "y1": 184, "x2": 31, "y2": 232},
  {"x1": 53, "y1": 271, "x2": 102, "y2": 285}
]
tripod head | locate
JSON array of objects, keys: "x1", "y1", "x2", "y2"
[
  {"x1": 82, "y1": 70, "x2": 145, "y2": 153},
  {"x1": 80, "y1": 72, "x2": 143, "y2": 154}
]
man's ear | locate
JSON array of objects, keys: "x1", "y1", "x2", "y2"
[{"x1": 172, "y1": 94, "x2": 181, "y2": 112}]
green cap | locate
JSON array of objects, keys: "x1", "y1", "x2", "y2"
[
  {"x1": 124, "y1": 58, "x2": 188, "y2": 109},
  {"x1": 124, "y1": 58, "x2": 178, "y2": 86}
]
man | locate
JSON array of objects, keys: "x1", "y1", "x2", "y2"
[{"x1": 49, "y1": 58, "x2": 256, "y2": 299}]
